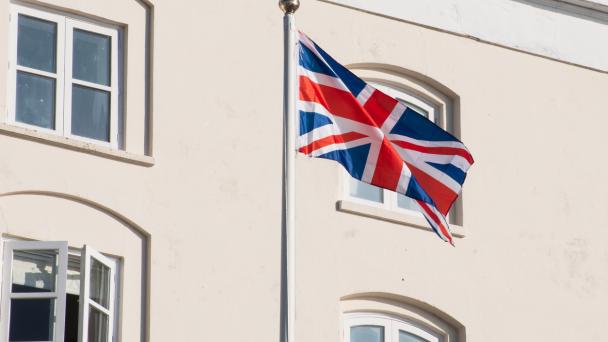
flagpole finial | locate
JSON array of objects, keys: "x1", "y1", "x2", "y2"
[{"x1": 279, "y1": 0, "x2": 300, "y2": 14}]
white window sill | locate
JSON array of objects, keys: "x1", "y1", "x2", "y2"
[
  {"x1": 0, "y1": 123, "x2": 154, "y2": 166},
  {"x1": 336, "y1": 200, "x2": 465, "y2": 238}
]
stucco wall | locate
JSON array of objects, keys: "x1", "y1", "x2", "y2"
[
  {"x1": 322, "y1": 0, "x2": 608, "y2": 72},
  {"x1": 0, "y1": 0, "x2": 605, "y2": 341}
]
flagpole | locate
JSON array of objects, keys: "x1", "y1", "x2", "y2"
[{"x1": 279, "y1": 2, "x2": 299, "y2": 342}]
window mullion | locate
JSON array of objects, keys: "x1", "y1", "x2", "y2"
[
  {"x1": 10, "y1": 291, "x2": 60, "y2": 299},
  {"x1": 385, "y1": 190, "x2": 396, "y2": 210},
  {"x1": 110, "y1": 24, "x2": 119, "y2": 148},
  {"x1": 60, "y1": 17, "x2": 70, "y2": 137}
]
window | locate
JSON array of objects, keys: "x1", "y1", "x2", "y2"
[
  {"x1": 8, "y1": 3, "x2": 120, "y2": 148},
  {"x1": 338, "y1": 67, "x2": 465, "y2": 231},
  {"x1": 345, "y1": 82, "x2": 439, "y2": 218},
  {"x1": 345, "y1": 313, "x2": 441, "y2": 342},
  {"x1": 0, "y1": 240, "x2": 119, "y2": 342},
  {"x1": 341, "y1": 295, "x2": 461, "y2": 342}
]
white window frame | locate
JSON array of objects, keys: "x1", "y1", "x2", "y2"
[
  {"x1": 344, "y1": 312, "x2": 441, "y2": 342},
  {"x1": 7, "y1": 4, "x2": 66, "y2": 137},
  {"x1": 0, "y1": 239, "x2": 120, "y2": 342},
  {"x1": 0, "y1": 240, "x2": 69, "y2": 342},
  {"x1": 343, "y1": 82, "x2": 440, "y2": 220},
  {"x1": 7, "y1": 3, "x2": 120, "y2": 148},
  {"x1": 78, "y1": 245, "x2": 116, "y2": 342}
]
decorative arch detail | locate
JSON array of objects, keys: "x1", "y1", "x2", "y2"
[{"x1": 341, "y1": 292, "x2": 465, "y2": 342}]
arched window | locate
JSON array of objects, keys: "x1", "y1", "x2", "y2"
[
  {"x1": 0, "y1": 192, "x2": 149, "y2": 342},
  {"x1": 341, "y1": 295, "x2": 462, "y2": 342},
  {"x1": 338, "y1": 67, "x2": 465, "y2": 235},
  {"x1": 345, "y1": 313, "x2": 441, "y2": 342}
]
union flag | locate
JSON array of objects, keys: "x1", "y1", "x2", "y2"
[{"x1": 297, "y1": 32, "x2": 474, "y2": 245}]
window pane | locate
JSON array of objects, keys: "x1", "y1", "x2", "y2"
[
  {"x1": 66, "y1": 254, "x2": 81, "y2": 296},
  {"x1": 12, "y1": 249, "x2": 57, "y2": 293},
  {"x1": 399, "y1": 330, "x2": 429, "y2": 342},
  {"x1": 71, "y1": 85, "x2": 110, "y2": 142},
  {"x1": 17, "y1": 14, "x2": 57, "y2": 72},
  {"x1": 89, "y1": 257, "x2": 111, "y2": 308},
  {"x1": 16, "y1": 71, "x2": 55, "y2": 129},
  {"x1": 9, "y1": 298, "x2": 55, "y2": 341},
  {"x1": 396, "y1": 98, "x2": 429, "y2": 119},
  {"x1": 350, "y1": 178, "x2": 383, "y2": 203},
  {"x1": 351, "y1": 325, "x2": 384, "y2": 342},
  {"x1": 397, "y1": 194, "x2": 419, "y2": 212},
  {"x1": 73, "y1": 29, "x2": 111, "y2": 86},
  {"x1": 88, "y1": 306, "x2": 109, "y2": 342}
]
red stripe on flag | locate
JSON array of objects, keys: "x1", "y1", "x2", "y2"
[
  {"x1": 298, "y1": 131, "x2": 368, "y2": 155},
  {"x1": 363, "y1": 90, "x2": 399, "y2": 127},
  {"x1": 391, "y1": 140, "x2": 474, "y2": 164},
  {"x1": 299, "y1": 76, "x2": 376, "y2": 126},
  {"x1": 406, "y1": 162, "x2": 457, "y2": 215},
  {"x1": 417, "y1": 200, "x2": 453, "y2": 244},
  {"x1": 370, "y1": 139, "x2": 404, "y2": 191}
]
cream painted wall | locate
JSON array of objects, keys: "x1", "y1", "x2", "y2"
[
  {"x1": 0, "y1": 0, "x2": 605, "y2": 341},
  {"x1": 322, "y1": 0, "x2": 608, "y2": 72}
]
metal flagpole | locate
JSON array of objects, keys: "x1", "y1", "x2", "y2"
[{"x1": 279, "y1": 1, "x2": 299, "y2": 342}]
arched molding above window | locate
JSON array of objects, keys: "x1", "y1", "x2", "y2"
[{"x1": 341, "y1": 293, "x2": 465, "y2": 342}]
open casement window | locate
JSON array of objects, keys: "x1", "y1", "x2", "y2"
[
  {"x1": 345, "y1": 82, "x2": 439, "y2": 218},
  {"x1": 0, "y1": 241, "x2": 117, "y2": 342},
  {"x1": 1, "y1": 241, "x2": 68, "y2": 342},
  {"x1": 8, "y1": 3, "x2": 120, "y2": 148},
  {"x1": 345, "y1": 313, "x2": 441, "y2": 342},
  {"x1": 78, "y1": 245, "x2": 115, "y2": 342}
]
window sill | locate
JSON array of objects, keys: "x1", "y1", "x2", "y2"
[
  {"x1": 336, "y1": 200, "x2": 465, "y2": 238},
  {"x1": 0, "y1": 123, "x2": 154, "y2": 166}
]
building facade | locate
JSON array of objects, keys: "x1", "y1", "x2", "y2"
[{"x1": 0, "y1": 0, "x2": 606, "y2": 341}]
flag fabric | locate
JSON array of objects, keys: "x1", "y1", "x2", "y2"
[{"x1": 296, "y1": 32, "x2": 474, "y2": 245}]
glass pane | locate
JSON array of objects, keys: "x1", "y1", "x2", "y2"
[
  {"x1": 73, "y1": 29, "x2": 111, "y2": 86},
  {"x1": 65, "y1": 292, "x2": 80, "y2": 342},
  {"x1": 12, "y1": 249, "x2": 57, "y2": 293},
  {"x1": 16, "y1": 71, "x2": 56, "y2": 129},
  {"x1": 66, "y1": 254, "x2": 81, "y2": 296},
  {"x1": 9, "y1": 298, "x2": 55, "y2": 341},
  {"x1": 90, "y1": 257, "x2": 111, "y2": 308},
  {"x1": 399, "y1": 330, "x2": 429, "y2": 342},
  {"x1": 65, "y1": 256, "x2": 81, "y2": 341},
  {"x1": 71, "y1": 85, "x2": 110, "y2": 142},
  {"x1": 349, "y1": 178, "x2": 383, "y2": 203},
  {"x1": 396, "y1": 98, "x2": 429, "y2": 119},
  {"x1": 88, "y1": 306, "x2": 109, "y2": 342},
  {"x1": 351, "y1": 325, "x2": 384, "y2": 342},
  {"x1": 397, "y1": 194, "x2": 419, "y2": 212},
  {"x1": 17, "y1": 14, "x2": 57, "y2": 72}
]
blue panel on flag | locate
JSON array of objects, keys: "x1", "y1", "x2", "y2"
[
  {"x1": 427, "y1": 162, "x2": 467, "y2": 185},
  {"x1": 318, "y1": 143, "x2": 371, "y2": 180},
  {"x1": 390, "y1": 108, "x2": 459, "y2": 142},
  {"x1": 299, "y1": 44, "x2": 336, "y2": 77},
  {"x1": 310, "y1": 41, "x2": 367, "y2": 97},
  {"x1": 405, "y1": 177, "x2": 434, "y2": 204},
  {"x1": 299, "y1": 111, "x2": 333, "y2": 135}
]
